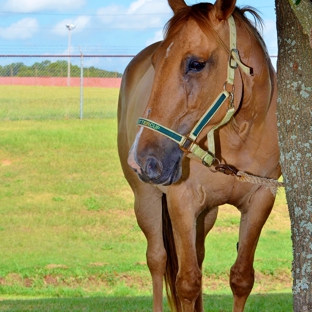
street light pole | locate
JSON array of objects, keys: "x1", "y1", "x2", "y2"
[{"x1": 66, "y1": 24, "x2": 76, "y2": 86}]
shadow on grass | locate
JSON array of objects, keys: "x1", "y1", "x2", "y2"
[{"x1": 0, "y1": 293, "x2": 292, "y2": 312}]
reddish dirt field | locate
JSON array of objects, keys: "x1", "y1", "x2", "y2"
[{"x1": 0, "y1": 77, "x2": 121, "y2": 88}]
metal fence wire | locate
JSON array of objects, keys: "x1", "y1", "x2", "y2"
[
  {"x1": 0, "y1": 54, "x2": 277, "y2": 121},
  {"x1": 0, "y1": 55, "x2": 134, "y2": 120}
]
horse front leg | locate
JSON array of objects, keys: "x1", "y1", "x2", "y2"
[
  {"x1": 167, "y1": 191, "x2": 205, "y2": 312},
  {"x1": 230, "y1": 186, "x2": 276, "y2": 312},
  {"x1": 195, "y1": 206, "x2": 218, "y2": 311},
  {"x1": 133, "y1": 185, "x2": 166, "y2": 312}
]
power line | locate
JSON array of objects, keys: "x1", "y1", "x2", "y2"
[
  {"x1": 0, "y1": 5, "x2": 274, "y2": 16},
  {"x1": 0, "y1": 25, "x2": 166, "y2": 30},
  {"x1": 0, "y1": 11, "x2": 172, "y2": 16}
]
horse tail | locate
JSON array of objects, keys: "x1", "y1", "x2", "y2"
[{"x1": 162, "y1": 194, "x2": 182, "y2": 312}]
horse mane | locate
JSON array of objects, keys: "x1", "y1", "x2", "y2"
[
  {"x1": 234, "y1": 6, "x2": 268, "y2": 55},
  {"x1": 164, "y1": 3, "x2": 268, "y2": 57}
]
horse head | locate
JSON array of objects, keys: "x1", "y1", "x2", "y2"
[{"x1": 127, "y1": 0, "x2": 262, "y2": 185}]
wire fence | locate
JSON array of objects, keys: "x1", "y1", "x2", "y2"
[
  {"x1": 0, "y1": 54, "x2": 278, "y2": 121},
  {"x1": 0, "y1": 55, "x2": 134, "y2": 120}
]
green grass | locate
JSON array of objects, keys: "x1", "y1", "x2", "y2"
[
  {"x1": 0, "y1": 85, "x2": 119, "y2": 120},
  {"x1": 0, "y1": 293, "x2": 293, "y2": 312},
  {"x1": 0, "y1": 118, "x2": 293, "y2": 310}
]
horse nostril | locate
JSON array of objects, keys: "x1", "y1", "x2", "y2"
[{"x1": 145, "y1": 157, "x2": 162, "y2": 179}]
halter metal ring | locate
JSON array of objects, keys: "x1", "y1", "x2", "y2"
[
  {"x1": 208, "y1": 157, "x2": 221, "y2": 172},
  {"x1": 223, "y1": 82, "x2": 235, "y2": 108},
  {"x1": 223, "y1": 81, "x2": 235, "y2": 93}
]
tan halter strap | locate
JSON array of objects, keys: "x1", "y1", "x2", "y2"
[{"x1": 227, "y1": 15, "x2": 251, "y2": 83}]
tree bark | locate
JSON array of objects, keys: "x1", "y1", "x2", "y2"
[
  {"x1": 287, "y1": 0, "x2": 312, "y2": 40},
  {"x1": 275, "y1": 0, "x2": 312, "y2": 311}
]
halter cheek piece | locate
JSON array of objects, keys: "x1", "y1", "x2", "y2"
[{"x1": 137, "y1": 16, "x2": 251, "y2": 167}]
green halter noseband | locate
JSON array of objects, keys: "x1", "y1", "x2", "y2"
[{"x1": 137, "y1": 15, "x2": 251, "y2": 167}]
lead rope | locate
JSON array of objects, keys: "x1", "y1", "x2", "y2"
[
  {"x1": 215, "y1": 164, "x2": 284, "y2": 195},
  {"x1": 235, "y1": 171, "x2": 284, "y2": 196}
]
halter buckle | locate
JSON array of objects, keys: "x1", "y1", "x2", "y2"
[
  {"x1": 179, "y1": 135, "x2": 195, "y2": 153},
  {"x1": 229, "y1": 48, "x2": 239, "y2": 69},
  {"x1": 202, "y1": 151, "x2": 218, "y2": 167}
]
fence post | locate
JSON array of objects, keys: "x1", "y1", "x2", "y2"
[{"x1": 80, "y1": 49, "x2": 84, "y2": 120}]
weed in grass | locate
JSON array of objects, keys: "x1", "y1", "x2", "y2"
[
  {"x1": 83, "y1": 196, "x2": 101, "y2": 211},
  {"x1": 52, "y1": 197, "x2": 65, "y2": 202},
  {"x1": 102, "y1": 244, "x2": 113, "y2": 251}
]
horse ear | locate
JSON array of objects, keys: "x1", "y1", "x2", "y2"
[
  {"x1": 212, "y1": 0, "x2": 236, "y2": 21},
  {"x1": 168, "y1": 0, "x2": 187, "y2": 14}
]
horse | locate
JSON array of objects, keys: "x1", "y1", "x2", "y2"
[{"x1": 117, "y1": 0, "x2": 281, "y2": 311}]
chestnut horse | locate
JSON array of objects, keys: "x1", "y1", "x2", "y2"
[{"x1": 118, "y1": 0, "x2": 280, "y2": 311}]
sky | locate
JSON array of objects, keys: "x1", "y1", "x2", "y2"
[{"x1": 0, "y1": 0, "x2": 277, "y2": 72}]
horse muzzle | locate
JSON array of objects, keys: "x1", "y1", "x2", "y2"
[{"x1": 127, "y1": 143, "x2": 183, "y2": 185}]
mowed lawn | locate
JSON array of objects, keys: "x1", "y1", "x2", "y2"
[
  {"x1": 0, "y1": 86, "x2": 293, "y2": 311},
  {"x1": 0, "y1": 85, "x2": 119, "y2": 120}
]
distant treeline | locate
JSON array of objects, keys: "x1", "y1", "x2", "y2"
[{"x1": 0, "y1": 60, "x2": 122, "y2": 78}]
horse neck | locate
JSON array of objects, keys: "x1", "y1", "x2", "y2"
[
  {"x1": 221, "y1": 39, "x2": 278, "y2": 157},
  {"x1": 241, "y1": 57, "x2": 276, "y2": 125},
  {"x1": 233, "y1": 16, "x2": 276, "y2": 129}
]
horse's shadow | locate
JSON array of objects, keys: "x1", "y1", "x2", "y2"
[{"x1": 0, "y1": 293, "x2": 293, "y2": 311}]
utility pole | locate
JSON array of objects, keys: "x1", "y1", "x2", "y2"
[{"x1": 66, "y1": 24, "x2": 76, "y2": 86}]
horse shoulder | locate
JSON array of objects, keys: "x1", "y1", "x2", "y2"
[
  {"x1": 119, "y1": 41, "x2": 160, "y2": 108},
  {"x1": 119, "y1": 42, "x2": 160, "y2": 146}
]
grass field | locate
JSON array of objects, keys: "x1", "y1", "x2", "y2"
[
  {"x1": 0, "y1": 86, "x2": 293, "y2": 311},
  {"x1": 0, "y1": 85, "x2": 119, "y2": 120}
]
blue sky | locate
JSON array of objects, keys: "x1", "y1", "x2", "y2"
[{"x1": 0, "y1": 0, "x2": 277, "y2": 71}]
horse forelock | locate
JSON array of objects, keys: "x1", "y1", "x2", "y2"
[{"x1": 163, "y1": 3, "x2": 212, "y2": 40}]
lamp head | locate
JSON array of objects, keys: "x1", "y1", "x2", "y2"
[{"x1": 66, "y1": 24, "x2": 76, "y2": 30}]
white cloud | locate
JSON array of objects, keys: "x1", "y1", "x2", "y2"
[
  {"x1": 0, "y1": 18, "x2": 39, "y2": 39},
  {"x1": 3, "y1": 0, "x2": 85, "y2": 12},
  {"x1": 51, "y1": 16, "x2": 90, "y2": 36},
  {"x1": 128, "y1": 0, "x2": 153, "y2": 14},
  {"x1": 97, "y1": 0, "x2": 172, "y2": 30},
  {"x1": 146, "y1": 29, "x2": 163, "y2": 46}
]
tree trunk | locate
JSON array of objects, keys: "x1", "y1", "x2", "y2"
[{"x1": 275, "y1": 0, "x2": 312, "y2": 311}]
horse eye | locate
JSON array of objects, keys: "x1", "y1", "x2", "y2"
[{"x1": 188, "y1": 60, "x2": 206, "y2": 72}]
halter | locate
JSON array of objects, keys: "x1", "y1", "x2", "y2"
[{"x1": 137, "y1": 15, "x2": 251, "y2": 167}]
